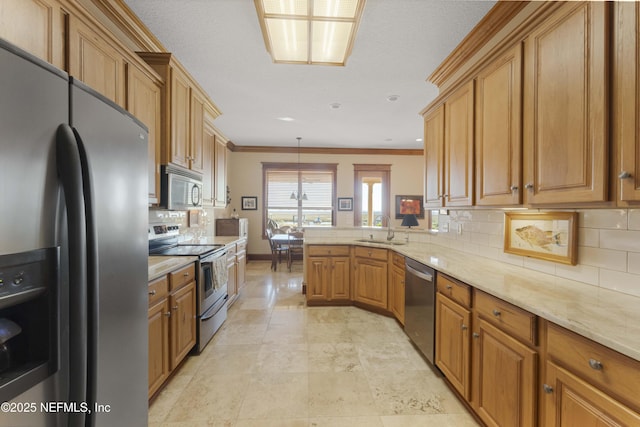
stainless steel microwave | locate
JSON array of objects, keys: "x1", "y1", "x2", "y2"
[{"x1": 160, "y1": 165, "x2": 203, "y2": 210}]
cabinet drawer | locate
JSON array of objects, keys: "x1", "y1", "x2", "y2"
[
  {"x1": 169, "y1": 263, "x2": 195, "y2": 291},
  {"x1": 354, "y1": 246, "x2": 387, "y2": 261},
  {"x1": 236, "y1": 240, "x2": 246, "y2": 253},
  {"x1": 226, "y1": 244, "x2": 237, "y2": 258},
  {"x1": 437, "y1": 274, "x2": 470, "y2": 308},
  {"x1": 474, "y1": 290, "x2": 536, "y2": 346},
  {"x1": 547, "y1": 323, "x2": 640, "y2": 409},
  {"x1": 392, "y1": 252, "x2": 405, "y2": 269},
  {"x1": 307, "y1": 245, "x2": 350, "y2": 257},
  {"x1": 148, "y1": 276, "x2": 168, "y2": 306}
]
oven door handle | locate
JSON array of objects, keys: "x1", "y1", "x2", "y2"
[{"x1": 201, "y1": 294, "x2": 228, "y2": 321}]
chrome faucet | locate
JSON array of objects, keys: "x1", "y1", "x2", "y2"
[{"x1": 384, "y1": 216, "x2": 395, "y2": 241}]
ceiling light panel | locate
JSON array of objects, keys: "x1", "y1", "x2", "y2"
[{"x1": 255, "y1": 0, "x2": 366, "y2": 66}]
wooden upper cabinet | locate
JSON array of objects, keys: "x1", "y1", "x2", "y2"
[
  {"x1": 169, "y1": 66, "x2": 191, "y2": 169},
  {"x1": 523, "y1": 1, "x2": 609, "y2": 204},
  {"x1": 475, "y1": 44, "x2": 522, "y2": 206},
  {"x1": 445, "y1": 81, "x2": 475, "y2": 207},
  {"x1": 127, "y1": 63, "x2": 162, "y2": 205},
  {"x1": 214, "y1": 133, "x2": 227, "y2": 207},
  {"x1": 202, "y1": 107, "x2": 217, "y2": 206},
  {"x1": 614, "y1": 2, "x2": 640, "y2": 203},
  {"x1": 68, "y1": 16, "x2": 126, "y2": 107},
  {"x1": 0, "y1": 0, "x2": 65, "y2": 69},
  {"x1": 424, "y1": 105, "x2": 445, "y2": 208},
  {"x1": 189, "y1": 88, "x2": 206, "y2": 173}
]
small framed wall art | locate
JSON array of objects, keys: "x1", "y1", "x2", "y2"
[
  {"x1": 337, "y1": 197, "x2": 353, "y2": 211},
  {"x1": 395, "y1": 195, "x2": 424, "y2": 219},
  {"x1": 504, "y1": 211, "x2": 578, "y2": 265},
  {"x1": 241, "y1": 196, "x2": 258, "y2": 210}
]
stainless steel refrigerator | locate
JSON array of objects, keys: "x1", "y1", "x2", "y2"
[{"x1": 0, "y1": 38, "x2": 148, "y2": 426}]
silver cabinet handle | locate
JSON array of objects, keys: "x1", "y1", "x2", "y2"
[
  {"x1": 446, "y1": 285, "x2": 452, "y2": 290},
  {"x1": 589, "y1": 359, "x2": 603, "y2": 370},
  {"x1": 492, "y1": 309, "x2": 501, "y2": 317},
  {"x1": 524, "y1": 183, "x2": 534, "y2": 189},
  {"x1": 618, "y1": 171, "x2": 632, "y2": 179},
  {"x1": 543, "y1": 384, "x2": 554, "y2": 394},
  {"x1": 183, "y1": 272, "x2": 190, "y2": 277},
  {"x1": 473, "y1": 333, "x2": 480, "y2": 339},
  {"x1": 164, "y1": 312, "x2": 171, "y2": 317},
  {"x1": 172, "y1": 305, "x2": 178, "y2": 311},
  {"x1": 461, "y1": 325, "x2": 468, "y2": 331},
  {"x1": 149, "y1": 289, "x2": 157, "y2": 296},
  {"x1": 510, "y1": 185, "x2": 519, "y2": 191}
]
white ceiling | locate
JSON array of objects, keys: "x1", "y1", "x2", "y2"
[{"x1": 123, "y1": 0, "x2": 496, "y2": 150}]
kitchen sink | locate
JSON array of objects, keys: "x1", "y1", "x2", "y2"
[{"x1": 354, "y1": 239, "x2": 407, "y2": 246}]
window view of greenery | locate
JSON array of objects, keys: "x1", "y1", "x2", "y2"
[
  {"x1": 360, "y1": 182, "x2": 382, "y2": 226},
  {"x1": 265, "y1": 168, "x2": 335, "y2": 229}
]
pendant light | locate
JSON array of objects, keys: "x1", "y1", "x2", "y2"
[{"x1": 290, "y1": 137, "x2": 308, "y2": 201}]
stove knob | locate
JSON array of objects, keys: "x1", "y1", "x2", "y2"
[{"x1": 12, "y1": 272, "x2": 24, "y2": 286}]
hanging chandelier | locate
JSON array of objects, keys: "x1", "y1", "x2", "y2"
[{"x1": 290, "y1": 137, "x2": 308, "y2": 201}]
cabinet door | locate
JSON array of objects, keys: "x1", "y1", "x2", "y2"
[
  {"x1": 0, "y1": 0, "x2": 64, "y2": 68},
  {"x1": 353, "y1": 258, "x2": 388, "y2": 309},
  {"x1": 148, "y1": 299, "x2": 169, "y2": 398},
  {"x1": 435, "y1": 293, "x2": 471, "y2": 400},
  {"x1": 614, "y1": 2, "x2": 640, "y2": 202},
  {"x1": 226, "y1": 255, "x2": 237, "y2": 302},
  {"x1": 169, "y1": 281, "x2": 196, "y2": 370},
  {"x1": 390, "y1": 264, "x2": 405, "y2": 324},
  {"x1": 473, "y1": 317, "x2": 537, "y2": 427},
  {"x1": 306, "y1": 257, "x2": 329, "y2": 301},
  {"x1": 543, "y1": 362, "x2": 640, "y2": 426},
  {"x1": 445, "y1": 81, "x2": 475, "y2": 207},
  {"x1": 329, "y1": 257, "x2": 350, "y2": 300},
  {"x1": 424, "y1": 105, "x2": 445, "y2": 208},
  {"x1": 523, "y1": 1, "x2": 608, "y2": 204},
  {"x1": 68, "y1": 17, "x2": 126, "y2": 107},
  {"x1": 169, "y1": 67, "x2": 191, "y2": 169},
  {"x1": 202, "y1": 109, "x2": 216, "y2": 205},
  {"x1": 236, "y1": 250, "x2": 247, "y2": 291},
  {"x1": 189, "y1": 89, "x2": 206, "y2": 173},
  {"x1": 476, "y1": 44, "x2": 522, "y2": 206},
  {"x1": 214, "y1": 134, "x2": 227, "y2": 207},
  {"x1": 128, "y1": 63, "x2": 162, "y2": 205}
]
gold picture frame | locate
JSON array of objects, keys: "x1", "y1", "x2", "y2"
[{"x1": 504, "y1": 212, "x2": 578, "y2": 265}]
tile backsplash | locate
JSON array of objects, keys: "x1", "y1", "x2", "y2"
[{"x1": 434, "y1": 209, "x2": 640, "y2": 297}]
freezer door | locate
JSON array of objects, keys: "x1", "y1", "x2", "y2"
[
  {"x1": 0, "y1": 39, "x2": 70, "y2": 427},
  {"x1": 70, "y1": 79, "x2": 149, "y2": 427}
]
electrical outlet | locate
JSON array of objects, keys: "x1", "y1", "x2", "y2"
[{"x1": 457, "y1": 223, "x2": 463, "y2": 235}]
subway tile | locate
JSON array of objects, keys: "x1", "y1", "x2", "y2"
[
  {"x1": 578, "y1": 227, "x2": 599, "y2": 247},
  {"x1": 487, "y1": 210, "x2": 505, "y2": 223},
  {"x1": 628, "y1": 252, "x2": 640, "y2": 275},
  {"x1": 599, "y1": 230, "x2": 640, "y2": 253},
  {"x1": 489, "y1": 234, "x2": 504, "y2": 249},
  {"x1": 629, "y1": 209, "x2": 640, "y2": 230},
  {"x1": 600, "y1": 269, "x2": 640, "y2": 297},
  {"x1": 578, "y1": 246, "x2": 628, "y2": 272},
  {"x1": 470, "y1": 232, "x2": 489, "y2": 247},
  {"x1": 580, "y1": 209, "x2": 627, "y2": 229},
  {"x1": 555, "y1": 264, "x2": 599, "y2": 286}
]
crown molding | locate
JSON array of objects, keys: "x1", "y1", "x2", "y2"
[{"x1": 226, "y1": 142, "x2": 422, "y2": 156}]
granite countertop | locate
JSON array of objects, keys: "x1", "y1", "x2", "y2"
[
  {"x1": 304, "y1": 237, "x2": 640, "y2": 362},
  {"x1": 148, "y1": 236, "x2": 246, "y2": 281}
]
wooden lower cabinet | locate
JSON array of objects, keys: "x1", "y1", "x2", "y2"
[
  {"x1": 353, "y1": 247, "x2": 388, "y2": 309},
  {"x1": 472, "y1": 317, "x2": 537, "y2": 427},
  {"x1": 543, "y1": 361, "x2": 640, "y2": 426},
  {"x1": 435, "y1": 292, "x2": 471, "y2": 399},
  {"x1": 148, "y1": 298, "x2": 169, "y2": 398},
  {"x1": 389, "y1": 253, "x2": 405, "y2": 324},
  {"x1": 306, "y1": 245, "x2": 350, "y2": 303},
  {"x1": 148, "y1": 263, "x2": 197, "y2": 398}
]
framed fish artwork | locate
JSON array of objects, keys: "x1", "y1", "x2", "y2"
[{"x1": 504, "y1": 212, "x2": 578, "y2": 265}]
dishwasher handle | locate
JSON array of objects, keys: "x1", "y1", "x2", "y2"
[{"x1": 406, "y1": 264, "x2": 434, "y2": 282}]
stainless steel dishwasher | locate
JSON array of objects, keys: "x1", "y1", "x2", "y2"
[{"x1": 404, "y1": 258, "x2": 436, "y2": 364}]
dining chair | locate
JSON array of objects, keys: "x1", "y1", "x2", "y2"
[
  {"x1": 266, "y1": 228, "x2": 288, "y2": 271},
  {"x1": 287, "y1": 231, "x2": 304, "y2": 271}
]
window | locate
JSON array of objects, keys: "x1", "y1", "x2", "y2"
[
  {"x1": 263, "y1": 163, "x2": 337, "y2": 231},
  {"x1": 353, "y1": 164, "x2": 390, "y2": 227}
]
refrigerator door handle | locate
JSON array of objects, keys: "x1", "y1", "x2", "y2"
[
  {"x1": 72, "y1": 127, "x2": 99, "y2": 427},
  {"x1": 55, "y1": 124, "x2": 88, "y2": 427}
]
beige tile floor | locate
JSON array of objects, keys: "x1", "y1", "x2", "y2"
[{"x1": 148, "y1": 261, "x2": 480, "y2": 427}]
